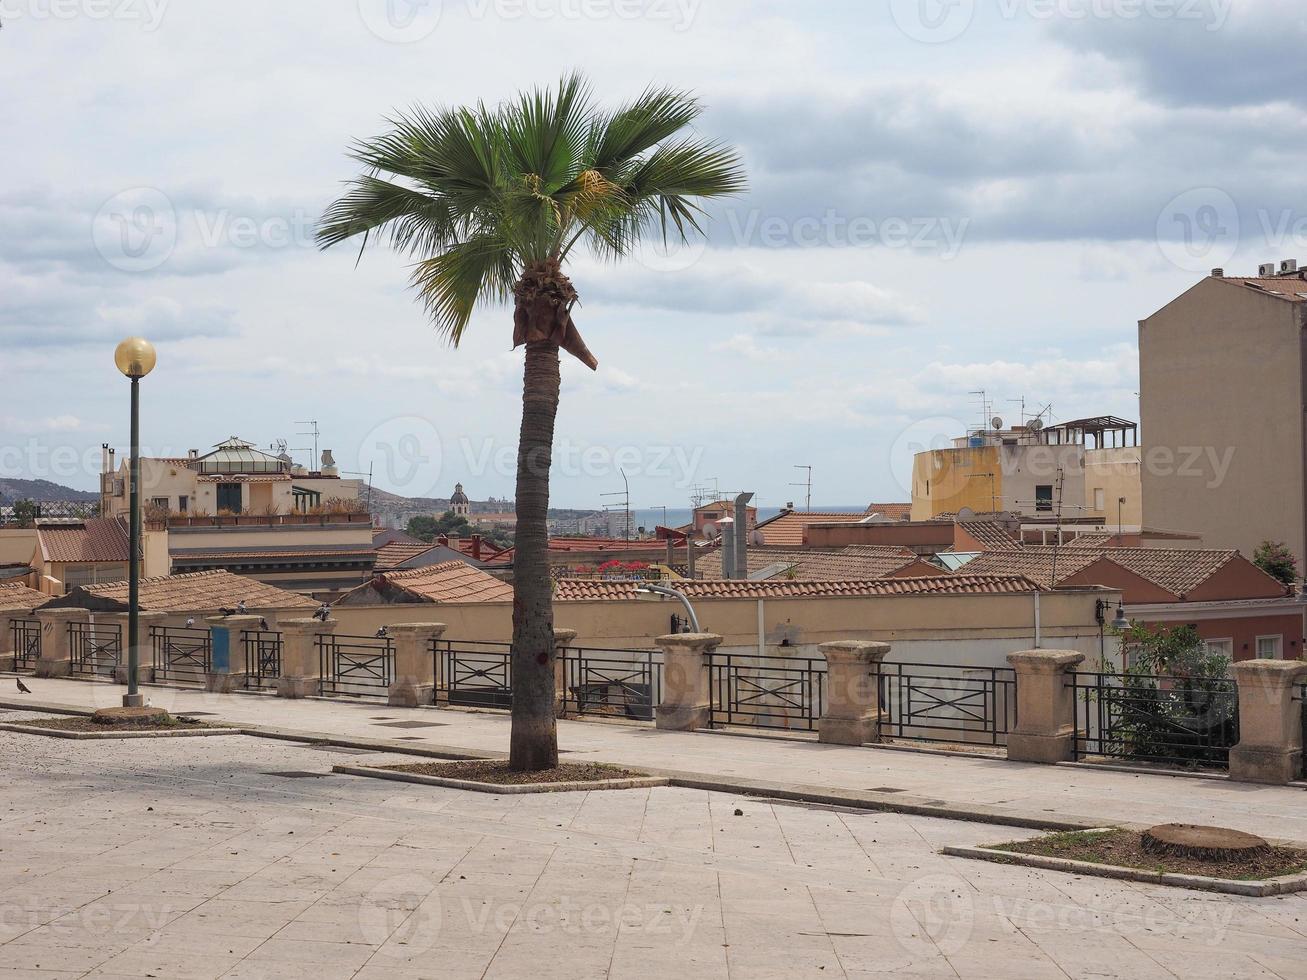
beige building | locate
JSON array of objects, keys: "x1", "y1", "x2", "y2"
[
  {"x1": 1140, "y1": 267, "x2": 1307, "y2": 572},
  {"x1": 100, "y1": 437, "x2": 362, "y2": 519},
  {"x1": 911, "y1": 417, "x2": 1141, "y2": 526}
]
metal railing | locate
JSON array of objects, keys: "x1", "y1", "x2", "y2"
[
  {"x1": 434, "y1": 639, "x2": 513, "y2": 708},
  {"x1": 875, "y1": 662, "x2": 1016, "y2": 746},
  {"x1": 1069, "y1": 671, "x2": 1239, "y2": 769},
  {"x1": 708, "y1": 651, "x2": 827, "y2": 732},
  {"x1": 1297, "y1": 683, "x2": 1307, "y2": 781},
  {"x1": 10, "y1": 619, "x2": 40, "y2": 670},
  {"x1": 562, "y1": 647, "x2": 662, "y2": 721},
  {"x1": 69, "y1": 622, "x2": 122, "y2": 677},
  {"x1": 242, "y1": 630, "x2": 283, "y2": 689},
  {"x1": 151, "y1": 625, "x2": 212, "y2": 683},
  {"x1": 318, "y1": 634, "x2": 394, "y2": 698}
]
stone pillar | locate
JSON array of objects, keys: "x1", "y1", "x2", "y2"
[
  {"x1": 204, "y1": 615, "x2": 261, "y2": 693},
  {"x1": 1229, "y1": 659, "x2": 1307, "y2": 784},
  {"x1": 0, "y1": 612, "x2": 22, "y2": 670},
  {"x1": 33, "y1": 608, "x2": 89, "y2": 678},
  {"x1": 552, "y1": 628, "x2": 578, "y2": 717},
  {"x1": 654, "y1": 632, "x2": 721, "y2": 731},
  {"x1": 277, "y1": 618, "x2": 334, "y2": 699},
  {"x1": 387, "y1": 623, "x2": 446, "y2": 707},
  {"x1": 1006, "y1": 649, "x2": 1085, "y2": 764},
  {"x1": 818, "y1": 640, "x2": 892, "y2": 745},
  {"x1": 102, "y1": 611, "x2": 168, "y2": 686}
]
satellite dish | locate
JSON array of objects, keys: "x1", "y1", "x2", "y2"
[
  {"x1": 1028, "y1": 418, "x2": 1044, "y2": 432},
  {"x1": 749, "y1": 529, "x2": 765, "y2": 546},
  {"x1": 991, "y1": 416, "x2": 1004, "y2": 430},
  {"x1": 702, "y1": 521, "x2": 720, "y2": 540},
  {"x1": 957, "y1": 506, "x2": 976, "y2": 522}
]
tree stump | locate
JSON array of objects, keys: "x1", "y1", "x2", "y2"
[
  {"x1": 1140, "y1": 823, "x2": 1270, "y2": 862},
  {"x1": 92, "y1": 706, "x2": 171, "y2": 726}
]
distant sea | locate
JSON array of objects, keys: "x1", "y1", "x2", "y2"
[{"x1": 626, "y1": 505, "x2": 866, "y2": 530}]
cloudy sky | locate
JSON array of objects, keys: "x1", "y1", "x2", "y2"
[{"x1": 2, "y1": 0, "x2": 1304, "y2": 509}]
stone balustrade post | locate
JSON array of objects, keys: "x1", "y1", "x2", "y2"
[
  {"x1": 654, "y1": 632, "x2": 722, "y2": 731},
  {"x1": 1229, "y1": 659, "x2": 1307, "y2": 784},
  {"x1": 387, "y1": 623, "x2": 447, "y2": 707},
  {"x1": 102, "y1": 611, "x2": 168, "y2": 686},
  {"x1": 33, "y1": 608, "x2": 89, "y2": 678},
  {"x1": 0, "y1": 612, "x2": 24, "y2": 670},
  {"x1": 1006, "y1": 649, "x2": 1085, "y2": 764},
  {"x1": 818, "y1": 640, "x2": 892, "y2": 745},
  {"x1": 553, "y1": 628, "x2": 578, "y2": 717},
  {"x1": 205, "y1": 615, "x2": 262, "y2": 693},
  {"x1": 277, "y1": 618, "x2": 335, "y2": 699}
]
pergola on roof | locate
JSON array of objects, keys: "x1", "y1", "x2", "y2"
[{"x1": 1044, "y1": 416, "x2": 1138, "y2": 449}]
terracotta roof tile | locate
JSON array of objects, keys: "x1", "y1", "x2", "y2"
[
  {"x1": 37, "y1": 518, "x2": 131, "y2": 564},
  {"x1": 555, "y1": 574, "x2": 1041, "y2": 601},
  {"x1": 963, "y1": 545, "x2": 1256, "y2": 597},
  {"x1": 40, "y1": 569, "x2": 317, "y2": 613},
  {"x1": 0, "y1": 582, "x2": 48, "y2": 613},
  {"x1": 343, "y1": 561, "x2": 514, "y2": 604},
  {"x1": 173, "y1": 548, "x2": 375, "y2": 563},
  {"x1": 954, "y1": 520, "x2": 1023, "y2": 551},
  {"x1": 696, "y1": 545, "x2": 927, "y2": 580},
  {"x1": 755, "y1": 511, "x2": 868, "y2": 547},
  {"x1": 863, "y1": 503, "x2": 912, "y2": 520},
  {"x1": 1220, "y1": 275, "x2": 1307, "y2": 303},
  {"x1": 374, "y1": 541, "x2": 435, "y2": 569}
]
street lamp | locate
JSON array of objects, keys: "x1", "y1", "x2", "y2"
[
  {"x1": 635, "y1": 583, "x2": 701, "y2": 633},
  {"x1": 114, "y1": 337, "x2": 156, "y2": 708}
]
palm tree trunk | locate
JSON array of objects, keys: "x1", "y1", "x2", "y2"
[{"x1": 509, "y1": 338, "x2": 560, "y2": 771}]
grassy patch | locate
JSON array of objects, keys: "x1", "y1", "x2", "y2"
[
  {"x1": 375, "y1": 760, "x2": 648, "y2": 785},
  {"x1": 993, "y1": 828, "x2": 1307, "y2": 881},
  {"x1": 14, "y1": 715, "x2": 215, "y2": 732}
]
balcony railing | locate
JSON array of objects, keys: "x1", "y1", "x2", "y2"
[
  {"x1": 433, "y1": 640, "x2": 513, "y2": 709},
  {"x1": 318, "y1": 634, "x2": 394, "y2": 698},
  {"x1": 10, "y1": 619, "x2": 41, "y2": 670},
  {"x1": 875, "y1": 662, "x2": 1017, "y2": 747},
  {"x1": 242, "y1": 630, "x2": 283, "y2": 689},
  {"x1": 561, "y1": 647, "x2": 662, "y2": 721},
  {"x1": 707, "y1": 651, "x2": 827, "y2": 732},
  {"x1": 69, "y1": 622, "x2": 121, "y2": 678},
  {"x1": 151, "y1": 626, "x2": 212, "y2": 683}
]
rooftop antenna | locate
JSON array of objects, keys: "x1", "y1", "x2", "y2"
[
  {"x1": 1007, "y1": 396, "x2": 1027, "y2": 428},
  {"x1": 295, "y1": 420, "x2": 320, "y2": 470},
  {"x1": 1050, "y1": 468, "x2": 1067, "y2": 584},
  {"x1": 601, "y1": 468, "x2": 631, "y2": 541},
  {"x1": 968, "y1": 389, "x2": 990, "y2": 433},
  {"x1": 791, "y1": 465, "x2": 812, "y2": 511}
]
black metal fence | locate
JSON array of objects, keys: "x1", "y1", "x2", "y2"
[
  {"x1": 68, "y1": 622, "x2": 121, "y2": 677},
  {"x1": 434, "y1": 640, "x2": 513, "y2": 708},
  {"x1": 10, "y1": 619, "x2": 40, "y2": 670},
  {"x1": 707, "y1": 651, "x2": 827, "y2": 732},
  {"x1": 875, "y1": 662, "x2": 1017, "y2": 746},
  {"x1": 562, "y1": 647, "x2": 662, "y2": 721},
  {"x1": 1298, "y1": 683, "x2": 1307, "y2": 780},
  {"x1": 1069, "y1": 671, "x2": 1239, "y2": 768},
  {"x1": 151, "y1": 626, "x2": 212, "y2": 683},
  {"x1": 242, "y1": 630, "x2": 282, "y2": 689},
  {"x1": 318, "y1": 634, "x2": 394, "y2": 698}
]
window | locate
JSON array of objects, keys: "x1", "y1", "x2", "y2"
[
  {"x1": 1035, "y1": 485, "x2": 1053, "y2": 512},
  {"x1": 178, "y1": 495, "x2": 188, "y2": 513},
  {"x1": 150, "y1": 497, "x2": 169, "y2": 510},
  {"x1": 216, "y1": 483, "x2": 243, "y2": 513},
  {"x1": 1093, "y1": 488, "x2": 1105, "y2": 511},
  {"x1": 1203, "y1": 638, "x2": 1233, "y2": 659},
  {"x1": 1256, "y1": 635, "x2": 1283, "y2": 659}
]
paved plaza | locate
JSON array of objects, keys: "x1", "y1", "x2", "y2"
[{"x1": 1, "y1": 696, "x2": 1306, "y2": 979}]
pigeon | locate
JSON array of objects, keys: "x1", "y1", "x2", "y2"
[
  {"x1": 374, "y1": 626, "x2": 388, "y2": 638},
  {"x1": 185, "y1": 616, "x2": 195, "y2": 628},
  {"x1": 218, "y1": 607, "x2": 236, "y2": 618},
  {"x1": 312, "y1": 604, "x2": 330, "y2": 622},
  {"x1": 16, "y1": 678, "x2": 31, "y2": 694},
  {"x1": 237, "y1": 600, "x2": 247, "y2": 614},
  {"x1": 259, "y1": 617, "x2": 270, "y2": 631}
]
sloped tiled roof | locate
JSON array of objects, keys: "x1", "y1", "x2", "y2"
[
  {"x1": 37, "y1": 518, "x2": 130, "y2": 563},
  {"x1": 0, "y1": 582, "x2": 48, "y2": 613},
  {"x1": 755, "y1": 511, "x2": 868, "y2": 547},
  {"x1": 954, "y1": 520, "x2": 1022, "y2": 551},
  {"x1": 695, "y1": 545, "x2": 925, "y2": 580},
  {"x1": 375, "y1": 541, "x2": 435, "y2": 569},
  {"x1": 1219, "y1": 276, "x2": 1307, "y2": 303},
  {"x1": 555, "y1": 574, "x2": 1042, "y2": 601},
  {"x1": 1066, "y1": 533, "x2": 1115, "y2": 548},
  {"x1": 863, "y1": 503, "x2": 912, "y2": 520},
  {"x1": 41, "y1": 569, "x2": 317, "y2": 613},
  {"x1": 962, "y1": 546, "x2": 1257, "y2": 598},
  {"x1": 342, "y1": 561, "x2": 514, "y2": 604}
]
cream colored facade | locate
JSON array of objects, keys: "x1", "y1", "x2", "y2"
[{"x1": 1140, "y1": 273, "x2": 1307, "y2": 565}]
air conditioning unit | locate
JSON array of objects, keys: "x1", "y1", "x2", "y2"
[
  {"x1": 1281, "y1": 259, "x2": 1299, "y2": 274},
  {"x1": 1259, "y1": 262, "x2": 1278, "y2": 277}
]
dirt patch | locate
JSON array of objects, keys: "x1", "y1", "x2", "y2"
[
  {"x1": 377, "y1": 760, "x2": 648, "y2": 785},
  {"x1": 994, "y1": 828, "x2": 1307, "y2": 881},
  {"x1": 15, "y1": 715, "x2": 216, "y2": 733}
]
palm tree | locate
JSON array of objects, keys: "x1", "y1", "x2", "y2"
[{"x1": 317, "y1": 73, "x2": 745, "y2": 770}]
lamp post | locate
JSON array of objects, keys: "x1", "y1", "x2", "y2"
[{"x1": 114, "y1": 337, "x2": 156, "y2": 708}]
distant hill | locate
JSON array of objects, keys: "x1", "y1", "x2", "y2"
[{"x1": 0, "y1": 478, "x2": 97, "y2": 503}]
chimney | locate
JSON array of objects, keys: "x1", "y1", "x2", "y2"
[
  {"x1": 471, "y1": 533, "x2": 482, "y2": 560},
  {"x1": 101, "y1": 443, "x2": 110, "y2": 474},
  {"x1": 734, "y1": 492, "x2": 754, "y2": 580},
  {"x1": 1210, "y1": 268, "x2": 1224, "y2": 277},
  {"x1": 437, "y1": 535, "x2": 449, "y2": 547},
  {"x1": 719, "y1": 516, "x2": 736, "y2": 579},
  {"x1": 188, "y1": 448, "x2": 199, "y2": 459},
  {"x1": 320, "y1": 449, "x2": 338, "y2": 477}
]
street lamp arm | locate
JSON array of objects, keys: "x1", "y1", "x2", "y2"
[{"x1": 637, "y1": 583, "x2": 701, "y2": 633}]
